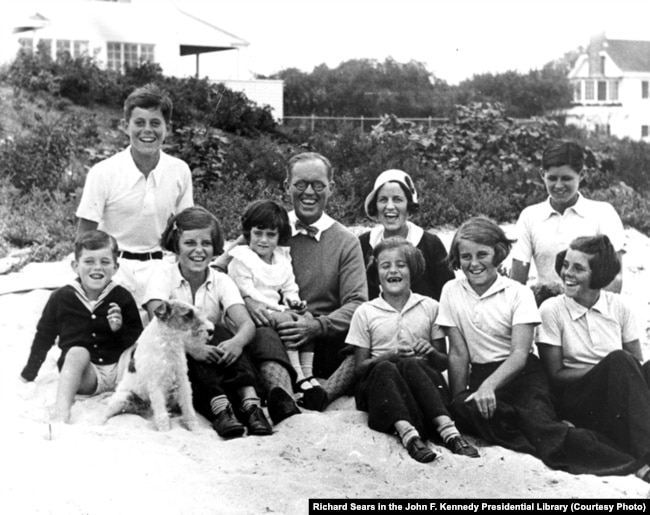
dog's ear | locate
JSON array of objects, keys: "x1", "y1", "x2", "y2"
[
  {"x1": 153, "y1": 301, "x2": 172, "y2": 321},
  {"x1": 177, "y1": 304, "x2": 194, "y2": 320}
]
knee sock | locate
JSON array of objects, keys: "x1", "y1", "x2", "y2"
[
  {"x1": 434, "y1": 415, "x2": 461, "y2": 443},
  {"x1": 288, "y1": 349, "x2": 310, "y2": 388},
  {"x1": 210, "y1": 395, "x2": 231, "y2": 416},
  {"x1": 324, "y1": 354, "x2": 355, "y2": 402},
  {"x1": 395, "y1": 420, "x2": 419, "y2": 447},
  {"x1": 260, "y1": 361, "x2": 294, "y2": 396},
  {"x1": 299, "y1": 352, "x2": 320, "y2": 387}
]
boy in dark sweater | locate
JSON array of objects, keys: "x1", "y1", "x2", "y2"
[{"x1": 20, "y1": 230, "x2": 142, "y2": 423}]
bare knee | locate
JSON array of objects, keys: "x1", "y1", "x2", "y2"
[{"x1": 62, "y1": 347, "x2": 92, "y2": 369}]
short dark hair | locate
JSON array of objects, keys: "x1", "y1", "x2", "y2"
[
  {"x1": 161, "y1": 206, "x2": 224, "y2": 256},
  {"x1": 542, "y1": 140, "x2": 584, "y2": 173},
  {"x1": 554, "y1": 234, "x2": 620, "y2": 289},
  {"x1": 368, "y1": 237, "x2": 426, "y2": 281},
  {"x1": 124, "y1": 83, "x2": 173, "y2": 124},
  {"x1": 366, "y1": 181, "x2": 419, "y2": 218},
  {"x1": 286, "y1": 152, "x2": 333, "y2": 182},
  {"x1": 74, "y1": 230, "x2": 118, "y2": 262},
  {"x1": 448, "y1": 216, "x2": 514, "y2": 270},
  {"x1": 241, "y1": 200, "x2": 292, "y2": 245}
]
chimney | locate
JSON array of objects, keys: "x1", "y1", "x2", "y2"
[{"x1": 588, "y1": 31, "x2": 606, "y2": 76}]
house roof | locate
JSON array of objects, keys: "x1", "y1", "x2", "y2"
[
  {"x1": 8, "y1": 1, "x2": 248, "y2": 55},
  {"x1": 604, "y1": 39, "x2": 650, "y2": 73}
]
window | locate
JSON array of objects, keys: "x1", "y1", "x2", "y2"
[
  {"x1": 18, "y1": 38, "x2": 33, "y2": 55},
  {"x1": 600, "y1": 56, "x2": 606, "y2": 75},
  {"x1": 56, "y1": 39, "x2": 72, "y2": 57},
  {"x1": 643, "y1": 81, "x2": 649, "y2": 99},
  {"x1": 573, "y1": 81, "x2": 582, "y2": 101},
  {"x1": 106, "y1": 42, "x2": 155, "y2": 72},
  {"x1": 642, "y1": 126, "x2": 649, "y2": 138},
  {"x1": 610, "y1": 80, "x2": 619, "y2": 101},
  {"x1": 597, "y1": 81, "x2": 607, "y2": 101},
  {"x1": 73, "y1": 40, "x2": 89, "y2": 58},
  {"x1": 585, "y1": 80, "x2": 594, "y2": 100}
]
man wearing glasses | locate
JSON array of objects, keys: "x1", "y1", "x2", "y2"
[{"x1": 243, "y1": 152, "x2": 367, "y2": 423}]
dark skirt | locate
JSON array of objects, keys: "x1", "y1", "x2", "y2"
[
  {"x1": 558, "y1": 349, "x2": 650, "y2": 461},
  {"x1": 355, "y1": 356, "x2": 451, "y2": 439},
  {"x1": 451, "y1": 354, "x2": 637, "y2": 476},
  {"x1": 187, "y1": 325, "x2": 259, "y2": 421}
]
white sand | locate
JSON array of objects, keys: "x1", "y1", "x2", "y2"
[{"x1": 2, "y1": 226, "x2": 650, "y2": 514}]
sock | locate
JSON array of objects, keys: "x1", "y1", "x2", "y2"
[
  {"x1": 210, "y1": 395, "x2": 231, "y2": 416},
  {"x1": 299, "y1": 351, "x2": 315, "y2": 379},
  {"x1": 288, "y1": 349, "x2": 310, "y2": 388},
  {"x1": 237, "y1": 386, "x2": 261, "y2": 412},
  {"x1": 434, "y1": 415, "x2": 461, "y2": 443},
  {"x1": 324, "y1": 354, "x2": 355, "y2": 402},
  {"x1": 260, "y1": 361, "x2": 294, "y2": 397},
  {"x1": 395, "y1": 420, "x2": 419, "y2": 447},
  {"x1": 636, "y1": 464, "x2": 650, "y2": 482}
]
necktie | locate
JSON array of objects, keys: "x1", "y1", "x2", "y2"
[{"x1": 295, "y1": 220, "x2": 319, "y2": 239}]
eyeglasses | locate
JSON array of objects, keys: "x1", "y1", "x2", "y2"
[{"x1": 291, "y1": 180, "x2": 327, "y2": 192}]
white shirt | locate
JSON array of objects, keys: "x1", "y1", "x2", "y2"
[
  {"x1": 228, "y1": 246, "x2": 301, "y2": 308},
  {"x1": 511, "y1": 194, "x2": 624, "y2": 285},
  {"x1": 437, "y1": 275, "x2": 541, "y2": 364},
  {"x1": 536, "y1": 292, "x2": 639, "y2": 370},
  {"x1": 288, "y1": 211, "x2": 335, "y2": 242},
  {"x1": 76, "y1": 147, "x2": 193, "y2": 253}
]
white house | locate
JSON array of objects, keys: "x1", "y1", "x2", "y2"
[
  {"x1": 2, "y1": 0, "x2": 284, "y2": 118},
  {"x1": 567, "y1": 33, "x2": 650, "y2": 141}
]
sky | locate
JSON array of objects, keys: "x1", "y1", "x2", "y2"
[{"x1": 179, "y1": 0, "x2": 650, "y2": 84}]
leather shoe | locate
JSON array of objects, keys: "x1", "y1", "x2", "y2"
[
  {"x1": 212, "y1": 405, "x2": 245, "y2": 439},
  {"x1": 445, "y1": 436, "x2": 480, "y2": 458},
  {"x1": 406, "y1": 437, "x2": 437, "y2": 463},
  {"x1": 244, "y1": 405, "x2": 273, "y2": 436},
  {"x1": 298, "y1": 385, "x2": 328, "y2": 412},
  {"x1": 267, "y1": 387, "x2": 301, "y2": 425}
]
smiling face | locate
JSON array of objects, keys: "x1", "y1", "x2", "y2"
[
  {"x1": 286, "y1": 158, "x2": 332, "y2": 225},
  {"x1": 560, "y1": 249, "x2": 599, "y2": 307},
  {"x1": 177, "y1": 228, "x2": 214, "y2": 281},
  {"x1": 376, "y1": 182, "x2": 409, "y2": 238},
  {"x1": 122, "y1": 107, "x2": 168, "y2": 160},
  {"x1": 249, "y1": 226, "x2": 279, "y2": 264},
  {"x1": 458, "y1": 239, "x2": 499, "y2": 296},
  {"x1": 541, "y1": 165, "x2": 581, "y2": 213},
  {"x1": 377, "y1": 247, "x2": 411, "y2": 298},
  {"x1": 72, "y1": 246, "x2": 118, "y2": 301}
]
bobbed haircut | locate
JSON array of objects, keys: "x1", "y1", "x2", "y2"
[
  {"x1": 542, "y1": 140, "x2": 584, "y2": 173},
  {"x1": 124, "y1": 83, "x2": 173, "y2": 124},
  {"x1": 74, "y1": 230, "x2": 119, "y2": 262},
  {"x1": 447, "y1": 216, "x2": 514, "y2": 270},
  {"x1": 241, "y1": 200, "x2": 292, "y2": 245},
  {"x1": 368, "y1": 237, "x2": 426, "y2": 282},
  {"x1": 161, "y1": 206, "x2": 224, "y2": 256},
  {"x1": 286, "y1": 152, "x2": 333, "y2": 182},
  {"x1": 554, "y1": 234, "x2": 620, "y2": 289},
  {"x1": 366, "y1": 181, "x2": 419, "y2": 218}
]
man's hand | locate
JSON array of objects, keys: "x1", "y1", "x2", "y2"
[
  {"x1": 466, "y1": 384, "x2": 497, "y2": 420},
  {"x1": 244, "y1": 297, "x2": 282, "y2": 327},
  {"x1": 277, "y1": 311, "x2": 321, "y2": 349},
  {"x1": 411, "y1": 339, "x2": 433, "y2": 357}
]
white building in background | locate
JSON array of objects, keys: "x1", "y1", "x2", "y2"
[
  {"x1": 567, "y1": 33, "x2": 650, "y2": 141},
  {"x1": 2, "y1": 0, "x2": 283, "y2": 119}
]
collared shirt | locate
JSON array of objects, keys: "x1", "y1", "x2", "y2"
[
  {"x1": 346, "y1": 292, "x2": 445, "y2": 358},
  {"x1": 288, "y1": 211, "x2": 335, "y2": 242},
  {"x1": 76, "y1": 147, "x2": 193, "y2": 253},
  {"x1": 511, "y1": 194, "x2": 624, "y2": 285},
  {"x1": 437, "y1": 275, "x2": 540, "y2": 364},
  {"x1": 367, "y1": 220, "x2": 424, "y2": 248},
  {"x1": 537, "y1": 292, "x2": 639, "y2": 370},
  {"x1": 143, "y1": 263, "x2": 244, "y2": 326}
]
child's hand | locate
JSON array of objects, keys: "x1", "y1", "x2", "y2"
[
  {"x1": 216, "y1": 338, "x2": 244, "y2": 367},
  {"x1": 107, "y1": 303, "x2": 122, "y2": 332},
  {"x1": 411, "y1": 339, "x2": 433, "y2": 357},
  {"x1": 287, "y1": 299, "x2": 307, "y2": 314},
  {"x1": 396, "y1": 345, "x2": 415, "y2": 358}
]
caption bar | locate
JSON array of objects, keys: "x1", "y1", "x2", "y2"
[{"x1": 309, "y1": 500, "x2": 648, "y2": 515}]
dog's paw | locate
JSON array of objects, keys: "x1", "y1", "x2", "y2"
[
  {"x1": 183, "y1": 416, "x2": 200, "y2": 432},
  {"x1": 154, "y1": 415, "x2": 172, "y2": 432}
]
